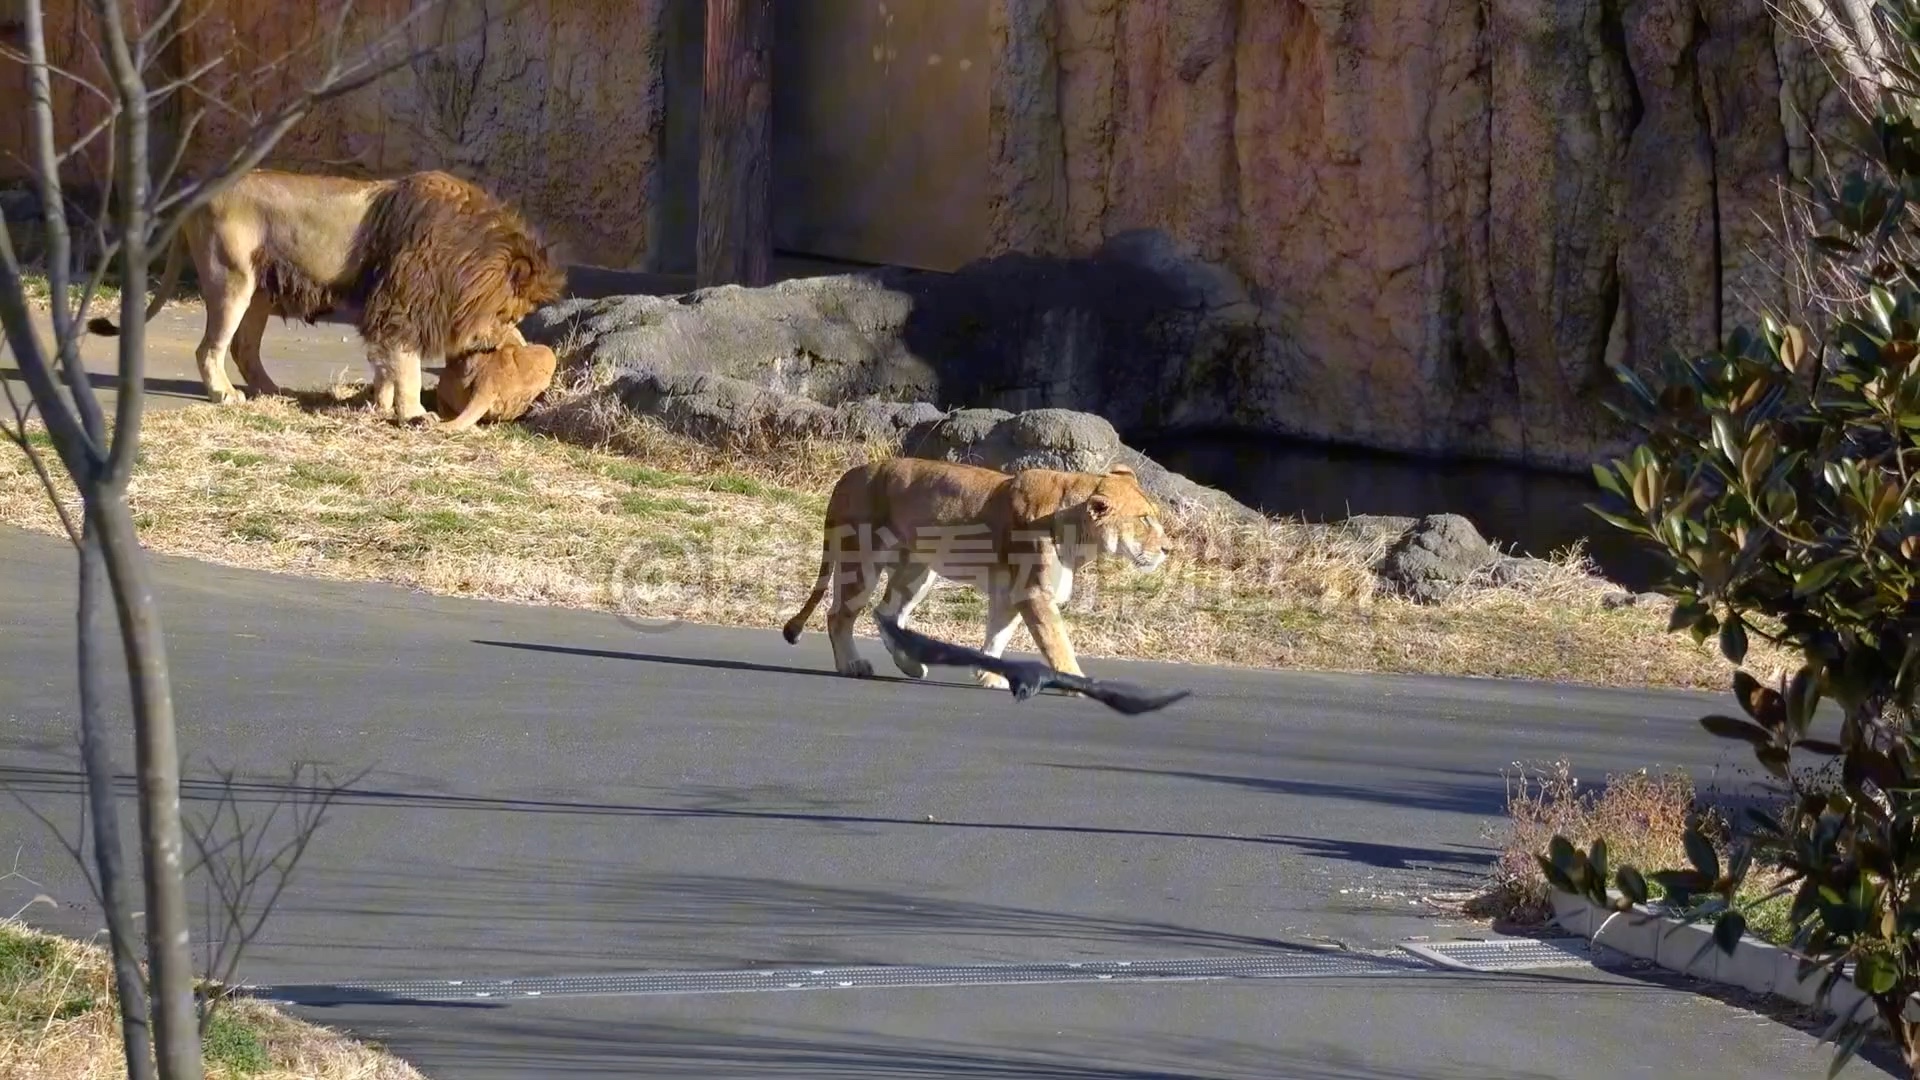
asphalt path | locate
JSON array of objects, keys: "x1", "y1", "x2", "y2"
[{"x1": 0, "y1": 524, "x2": 1889, "y2": 1078}]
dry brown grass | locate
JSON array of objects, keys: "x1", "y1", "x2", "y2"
[
  {"x1": 1474, "y1": 759, "x2": 1799, "y2": 944},
  {"x1": 0, "y1": 362, "x2": 1796, "y2": 689},
  {"x1": 18, "y1": 269, "x2": 203, "y2": 319},
  {"x1": 0, "y1": 918, "x2": 425, "y2": 1080},
  {"x1": 1474, "y1": 760, "x2": 1715, "y2": 925}
]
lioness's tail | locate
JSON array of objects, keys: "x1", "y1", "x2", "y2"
[
  {"x1": 85, "y1": 235, "x2": 184, "y2": 336},
  {"x1": 437, "y1": 386, "x2": 492, "y2": 433},
  {"x1": 781, "y1": 542, "x2": 834, "y2": 644}
]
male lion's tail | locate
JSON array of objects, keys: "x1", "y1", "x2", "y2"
[
  {"x1": 85, "y1": 235, "x2": 185, "y2": 337},
  {"x1": 781, "y1": 541, "x2": 835, "y2": 644}
]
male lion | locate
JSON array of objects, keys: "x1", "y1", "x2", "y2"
[
  {"x1": 433, "y1": 328, "x2": 557, "y2": 432},
  {"x1": 87, "y1": 168, "x2": 566, "y2": 424},
  {"x1": 780, "y1": 458, "x2": 1173, "y2": 687}
]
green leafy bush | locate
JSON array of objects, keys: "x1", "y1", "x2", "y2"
[{"x1": 1546, "y1": 33, "x2": 1920, "y2": 1077}]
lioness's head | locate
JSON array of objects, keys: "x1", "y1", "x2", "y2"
[{"x1": 1083, "y1": 464, "x2": 1172, "y2": 571}]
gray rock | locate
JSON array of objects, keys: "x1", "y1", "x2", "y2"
[
  {"x1": 1600, "y1": 590, "x2": 1675, "y2": 611},
  {"x1": 897, "y1": 405, "x2": 1261, "y2": 521},
  {"x1": 524, "y1": 231, "x2": 1249, "y2": 432},
  {"x1": 1109, "y1": 447, "x2": 1264, "y2": 523},
  {"x1": 1378, "y1": 513, "x2": 1500, "y2": 603},
  {"x1": 834, "y1": 399, "x2": 945, "y2": 442},
  {"x1": 898, "y1": 408, "x2": 1017, "y2": 465},
  {"x1": 1489, "y1": 555, "x2": 1558, "y2": 588}
]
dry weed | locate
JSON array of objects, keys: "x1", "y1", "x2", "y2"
[
  {"x1": 1473, "y1": 758, "x2": 1808, "y2": 945},
  {"x1": 0, "y1": 373, "x2": 1795, "y2": 688},
  {"x1": 0, "y1": 918, "x2": 424, "y2": 1080},
  {"x1": 1474, "y1": 760, "x2": 1716, "y2": 925}
]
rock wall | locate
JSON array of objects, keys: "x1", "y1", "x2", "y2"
[
  {"x1": 983, "y1": 0, "x2": 1856, "y2": 470},
  {"x1": 0, "y1": 0, "x2": 674, "y2": 273}
]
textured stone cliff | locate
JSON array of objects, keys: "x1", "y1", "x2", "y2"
[{"x1": 984, "y1": 0, "x2": 1854, "y2": 469}]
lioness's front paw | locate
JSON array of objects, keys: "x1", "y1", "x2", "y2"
[{"x1": 207, "y1": 387, "x2": 245, "y2": 406}]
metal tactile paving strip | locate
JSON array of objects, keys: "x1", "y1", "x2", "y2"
[
  {"x1": 1397, "y1": 937, "x2": 1604, "y2": 972},
  {"x1": 244, "y1": 950, "x2": 1433, "y2": 1005}
]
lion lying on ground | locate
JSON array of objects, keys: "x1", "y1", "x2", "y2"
[
  {"x1": 87, "y1": 168, "x2": 566, "y2": 424},
  {"x1": 780, "y1": 458, "x2": 1173, "y2": 688},
  {"x1": 433, "y1": 327, "x2": 557, "y2": 432}
]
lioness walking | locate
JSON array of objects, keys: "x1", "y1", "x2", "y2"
[{"x1": 782, "y1": 458, "x2": 1173, "y2": 687}]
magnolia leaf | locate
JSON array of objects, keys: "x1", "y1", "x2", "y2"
[{"x1": 1684, "y1": 827, "x2": 1721, "y2": 883}]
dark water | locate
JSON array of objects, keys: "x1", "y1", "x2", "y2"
[{"x1": 1136, "y1": 431, "x2": 1671, "y2": 592}]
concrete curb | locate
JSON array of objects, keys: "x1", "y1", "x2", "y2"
[{"x1": 1548, "y1": 889, "x2": 1895, "y2": 1029}]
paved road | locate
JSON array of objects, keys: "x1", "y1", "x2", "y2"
[{"x1": 0, "y1": 524, "x2": 1887, "y2": 1078}]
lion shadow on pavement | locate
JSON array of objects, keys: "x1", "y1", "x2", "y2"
[
  {"x1": 1, "y1": 365, "x2": 209, "y2": 402},
  {"x1": 474, "y1": 638, "x2": 991, "y2": 692}
]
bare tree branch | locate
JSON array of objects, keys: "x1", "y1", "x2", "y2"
[
  {"x1": 0, "y1": 186, "x2": 96, "y2": 486},
  {"x1": 183, "y1": 762, "x2": 369, "y2": 1029},
  {"x1": 76, "y1": 509, "x2": 157, "y2": 1080},
  {"x1": 149, "y1": 1, "x2": 490, "y2": 240},
  {"x1": 0, "y1": 380, "x2": 81, "y2": 547},
  {"x1": 1, "y1": 2, "x2": 518, "y2": 1076},
  {"x1": 17, "y1": 0, "x2": 106, "y2": 448}
]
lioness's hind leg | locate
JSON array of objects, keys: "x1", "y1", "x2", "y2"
[
  {"x1": 875, "y1": 561, "x2": 936, "y2": 678},
  {"x1": 230, "y1": 294, "x2": 279, "y2": 398},
  {"x1": 825, "y1": 556, "x2": 883, "y2": 679}
]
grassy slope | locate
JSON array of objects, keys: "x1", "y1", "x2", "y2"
[
  {"x1": 0, "y1": 375, "x2": 1788, "y2": 690},
  {"x1": 0, "y1": 919, "x2": 424, "y2": 1080}
]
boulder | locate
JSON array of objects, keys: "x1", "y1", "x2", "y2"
[
  {"x1": 898, "y1": 407, "x2": 1262, "y2": 521},
  {"x1": 1378, "y1": 513, "x2": 1501, "y2": 603},
  {"x1": 1601, "y1": 590, "x2": 1675, "y2": 611},
  {"x1": 522, "y1": 231, "x2": 1253, "y2": 435}
]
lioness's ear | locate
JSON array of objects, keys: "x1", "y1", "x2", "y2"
[{"x1": 1087, "y1": 494, "x2": 1112, "y2": 519}]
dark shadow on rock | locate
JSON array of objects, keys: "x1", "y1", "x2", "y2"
[{"x1": 875, "y1": 231, "x2": 1241, "y2": 435}]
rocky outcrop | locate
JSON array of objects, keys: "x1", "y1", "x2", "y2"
[
  {"x1": 535, "y1": 307, "x2": 1605, "y2": 601},
  {"x1": 556, "y1": 344, "x2": 1265, "y2": 522},
  {"x1": 524, "y1": 230, "x2": 1252, "y2": 430}
]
